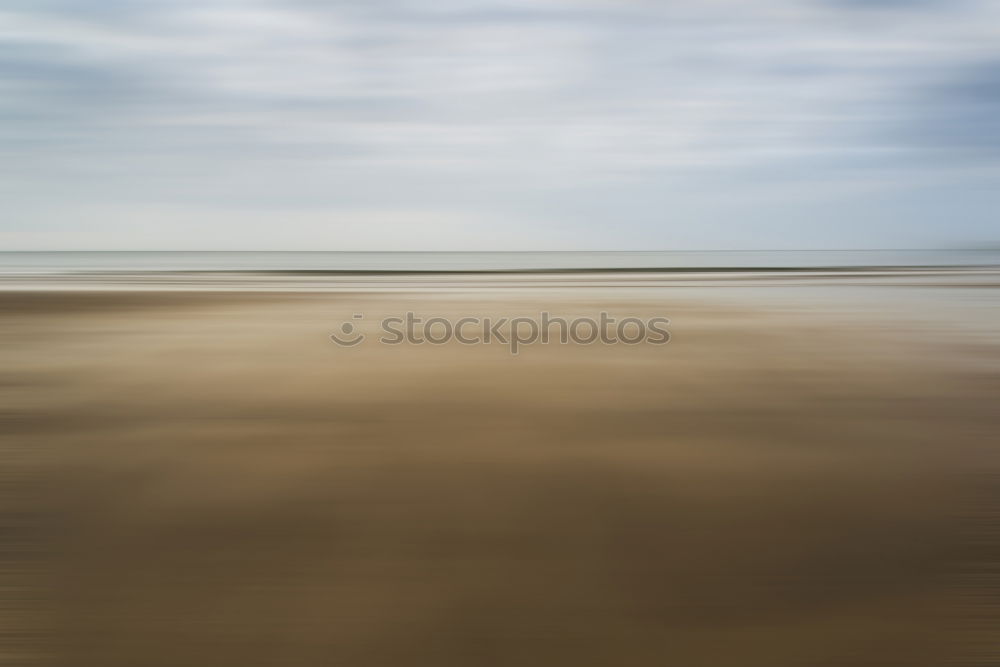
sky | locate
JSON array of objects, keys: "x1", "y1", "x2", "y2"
[{"x1": 1, "y1": 0, "x2": 999, "y2": 250}]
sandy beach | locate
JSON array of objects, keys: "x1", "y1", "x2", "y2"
[{"x1": 2, "y1": 277, "x2": 999, "y2": 666}]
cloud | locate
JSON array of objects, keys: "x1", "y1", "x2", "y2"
[
  {"x1": 819, "y1": 0, "x2": 954, "y2": 10},
  {"x1": 1, "y1": 0, "x2": 1000, "y2": 249},
  {"x1": 902, "y1": 60, "x2": 1000, "y2": 155}
]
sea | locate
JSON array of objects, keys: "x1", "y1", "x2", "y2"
[{"x1": 2, "y1": 250, "x2": 999, "y2": 274}]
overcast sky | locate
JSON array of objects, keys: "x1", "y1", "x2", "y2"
[{"x1": 2, "y1": 0, "x2": 999, "y2": 250}]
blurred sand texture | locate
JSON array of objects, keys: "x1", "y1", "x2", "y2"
[{"x1": 2, "y1": 282, "x2": 999, "y2": 666}]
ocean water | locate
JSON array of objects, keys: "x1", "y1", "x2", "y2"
[{"x1": 1, "y1": 250, "x2": 999, "y2": 274}]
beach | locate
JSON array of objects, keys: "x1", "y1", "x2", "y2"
[
  {"x1": 3, "y1": 275, "x2": 999, "y2": 665},
  {"x1": 8, "y1": 0, "x2": 1000, "y2": 660}
]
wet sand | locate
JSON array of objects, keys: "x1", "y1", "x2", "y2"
[{"x1": 2, "y1": 282, "x2": 999, "y2": 665}]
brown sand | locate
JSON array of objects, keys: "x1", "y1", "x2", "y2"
[{"x1": 2, "y1": 287, "x2": 999, "y2": 666}]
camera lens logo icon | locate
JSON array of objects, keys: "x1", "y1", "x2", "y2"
[{"x1": 330, "y1": 314, "x2": 366, "y2": 347}]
